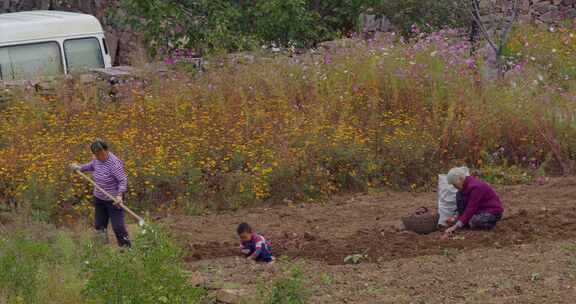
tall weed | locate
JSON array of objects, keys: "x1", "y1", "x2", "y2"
[
  {"x1": 1, "y1": 25, "x2": 575, "y2": 217},
  {"x1": 258, "y1": 265, "x2": 310, "y2": 304},
  {"x1": 83, "y1": 224, "x2": 204, "y2": 304}
]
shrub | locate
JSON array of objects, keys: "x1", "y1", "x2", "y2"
[
  {"x1": 506, "y1": 24, "x2": 576, "y2": 89},
  {"x1": 258, "y1": 265, "x2": 310, "y2": 304},
  {"x1": 0, "y1": 219, "x2": 204, "y2": 304},
  {"x1": 82, "y1": 224, "x2": 204, "y2": 304},
  {"x1": 117, "y1": 0, "x2": 469, "y2": 56},
  {"x1": 478, "y1": 165, "x2": 533, "y2": 186},
  {"x1": 375, "y1": 0, "x2": 468, "y2": 35},
  {"x1": 0, "y1": 221, "x2": 86, "y2": 304}
]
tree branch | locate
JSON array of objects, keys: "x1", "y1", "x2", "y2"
[
  {"x1": 467, "y1": 0, "x2": 498, "y2": 53},
  {"x1": 498, "y1": 0, "x2": 520, "y2": 52}
]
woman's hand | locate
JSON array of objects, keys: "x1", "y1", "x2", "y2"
[
  {"x1": 114, "y1": 196, "x2": 123, "y2": 207},
  {"x1": 445, "y1": 217, "x2": 456, "y2": 226},
  {"x1": 441, "y1": 225, "x2": 458, "y2": 240}
]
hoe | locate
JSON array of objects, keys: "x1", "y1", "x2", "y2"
[{"x1": 74, "y1": 169, "x2": 146, "y2": 227}]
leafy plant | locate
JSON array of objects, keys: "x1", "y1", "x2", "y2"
[
  {"x1": 258, "y1": 265, "x2": 310, "y2": 304},
  {"x1": 344, "y1": 253, "x2": 368, "y2": 264},
  {"x1": 478, "y1": 165, "x2": 533, "y2": 186},
  {"x1": 116, "y1": 0, "x2": 471, "y2": 56},
  {"x1": 0, "y1": 222, "x2": 87, "y2": 304},
  {"x1": 319, "y1": 273, "x2": 334, "y2": 286},
  {"x1": 375, "y1": 0, "x2": 468, "y2": 35},
  {"x1": 83, "y1": 224, "x2": 204, "y2": 304}
]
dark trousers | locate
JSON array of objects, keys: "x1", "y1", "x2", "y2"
[
  {"x1": 456, "y1": 192, "x2": 502, "y2": 230},
  {"x1": 94, "y1": 197, "x2": 131, "y2": 247}
]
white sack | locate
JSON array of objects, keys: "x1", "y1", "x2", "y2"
[{"x1": 437, "y1": 167, "x2": 469, "y2": 226}]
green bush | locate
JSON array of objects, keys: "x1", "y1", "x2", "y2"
[
  {"x1": 117, "y1": 0, "x2": 469, "y2": 56},
  {"x1": 0, "y1": 222, "x2": 86, "y2": 304},
  {"x1": 83, "y1": 224, "x2": 204, "y2": 304},
  {"x1": 19, "y1": 176, "x2": 58, "y2": 222},
  {"x1": 477, "y1": 165, "x2": 534, "y2": 186},
  {"x1": 0, "y1": 220, "x2": 204, "y2": 304},
  {"x1": 258, "y1": 265, "x2": 310, "y2": 304},
  {"x1": 248, "y1": 0, "x2": 320, "y2": 48},
  {"x1": 375, "y1": 0, "x2": 468, "y2": 35}
]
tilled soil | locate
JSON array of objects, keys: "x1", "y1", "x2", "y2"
[
  {"x1": 182, "y1": 208, "x2": 576, "y2": 265},
  {"x1": 168, "y1": 178, "x2": 576, "y2": 265},
  {"x1": 165, "y1": 178, "x2": 576, "y2": 303}
]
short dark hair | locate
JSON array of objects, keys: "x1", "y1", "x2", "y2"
[
  {"x1": 237, "y1": 223, "x2": 252, "y2": 235},
  {"x1": 90, "y1": 139, "x2": 108, "y2": 154}
]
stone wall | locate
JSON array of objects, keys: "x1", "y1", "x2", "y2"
[
  {"x1": 529, "y1": 0, "x2": 576, "y2": 22},
  {"x1": 0, "y1": 0, "x2": 136, "y2": 65}
]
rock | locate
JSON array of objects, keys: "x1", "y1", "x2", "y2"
[
  {"x1": 562, "y1": 0, "x2": 576, "y2": 5},
  {"x1": 304, "y1": 232, "x2": 315, "y2": 241},
  {"x1": 38, "y1": 0, "x2": 50, "y2": 10},
  {"x1": 565, "y1": 8, "x2": 576, "y2": 19},
  {"x1": 360, "y1": 12, "x2": 393, "y2": 33},
  {"x1": 284, "y1": 231, "x2": 298, "y2": 239},
  {"x1": 318, "y1": 38, "x2": 356, "y2": 51},
  {"x1": 188, "y1": 272, "x2": 206, "y2": 287},
  {"x1": 538, "y1": 10, "x2": 562, "y2": 23},
  {"x1": 80, "y1": 73, "x2": 96, "y2": 84},
  {"x1": 532, "y1": 2, "x2": 555, "y2": 14},
  {"x1": 215, "y1": 289, "x2": 249, "y2": 304}
]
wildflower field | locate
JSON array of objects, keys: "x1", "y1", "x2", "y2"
[{"x1": 1, "y1": 24, "x2": 576, "y2": 222}]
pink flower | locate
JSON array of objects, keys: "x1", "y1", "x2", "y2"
[
  {"x1": 465, "y1": 58, "x2": 477, "y2": 69},
  {"x1": 164, "y1": 57, "x2": 176, "y2": 65},
  {"x1": 324, "y1": 53, "x2": 332, "y2": 65}
]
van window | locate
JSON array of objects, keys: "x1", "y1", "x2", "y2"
[
  {"x1": 0, "y1": 42, "x2": 63, "y2": 80},
  {"x1": 64, "y1": 37, "x2": 104, "y2": 73}
]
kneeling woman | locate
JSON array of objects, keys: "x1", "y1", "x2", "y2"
[{"x1": 443, "y1": 167, "x2": 504, "y2": 238}]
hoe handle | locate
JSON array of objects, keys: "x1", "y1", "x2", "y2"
[{"x1": 74, "y1": 169, "x2": 145, "y2": 225}]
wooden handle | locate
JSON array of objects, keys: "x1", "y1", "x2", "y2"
[{"x1": 75, "y1": 169, "x2": 145, "y2": 225}]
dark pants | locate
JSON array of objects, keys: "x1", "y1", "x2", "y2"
[
  {"x1": 456, "y1": 192, "x2": 502, "y2": 230},
  {"x1": 94, "y1": 197, "x2": 131, "y2": 247}
]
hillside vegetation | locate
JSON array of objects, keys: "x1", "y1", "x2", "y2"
[{"x1": 1, "y1": 24, "x2": 575, "y2": 221}]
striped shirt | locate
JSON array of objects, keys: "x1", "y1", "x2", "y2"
[
  {"x1": 80, "y1": 152, "x2": 128, "y2": 201},
  {"x1": 240, "y1": 233, "x2": 274, "y2": 263}
]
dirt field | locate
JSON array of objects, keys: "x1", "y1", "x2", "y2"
[{"x1": 166, "y1": 178, "x2": 576, "y2": 303}]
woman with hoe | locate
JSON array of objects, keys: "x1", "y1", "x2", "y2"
[{"x1": 70, "y1": 139, "x2": 132, "y2": 248}]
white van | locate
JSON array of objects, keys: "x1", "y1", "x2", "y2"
[{"x1": 0, "y1": 10, "x2": 112, "y2": 81}]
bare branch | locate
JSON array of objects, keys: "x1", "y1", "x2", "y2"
[
  {"x1": 468, "y1": 0, "x2": 498, "y2": 53},
  {"x1": 499, "y1": 0, "x2": 520, "y2": 52}
]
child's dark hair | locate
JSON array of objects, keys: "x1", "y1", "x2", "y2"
[{"x1": 237, "y1": 223, "x2": 252, "y2": 235}]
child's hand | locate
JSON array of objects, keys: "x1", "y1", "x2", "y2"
[
  {"x1": 241, "y1": 249, "x2": 251, "y2": 255},
  {"x1": 246, "y1": 258, "x2": 256, "y2": 264}
]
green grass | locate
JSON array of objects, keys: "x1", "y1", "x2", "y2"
[
  {"x1": 0, "y1": 217, "x2": 204, "y2": 304},
  {"x1": 258, "y1": 264, "x2": 310, "y2": 304}
]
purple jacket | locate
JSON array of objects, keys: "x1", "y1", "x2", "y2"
[
  {"x1": 80, "y1": 152, "x2": 127, "y2": 201},
  {"x1": 458, "y1": 176, "x2": 504, "y2": 225}
]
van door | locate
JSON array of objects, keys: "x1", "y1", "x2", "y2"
[{"x1": 0, "y1": 41, "x2": 63, "y2": 80}]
